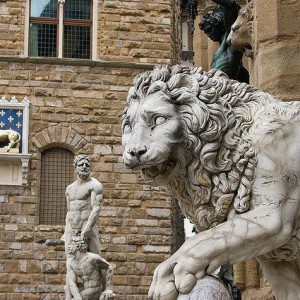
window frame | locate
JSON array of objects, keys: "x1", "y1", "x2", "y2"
[{"x1": 25, "y1": 0, "x2": 97, "y2": 60}]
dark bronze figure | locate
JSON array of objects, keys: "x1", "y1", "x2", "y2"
[{"x1": 199, "y1": 0, "x2": 249, "y2": 83}]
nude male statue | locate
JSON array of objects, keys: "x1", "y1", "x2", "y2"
[
  {"x1": 67, "y1": 236, "x2": 115, "y2": 300},
  {"x1": 63, "y1": 154, "x2": 102, "y2": 255}
]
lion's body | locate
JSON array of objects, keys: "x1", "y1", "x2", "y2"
[
  {"x1": 122, "y1": 65, "x2": 300, "y2": 299},
  {"x1": 0, "y1": 129, "x2": 20, "y2": 152}
]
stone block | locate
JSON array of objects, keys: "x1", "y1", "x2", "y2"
[
  {"x1": 31, "y1": 274, "x2": 44, "y2": 284},
  {"x1": 9, "y1": 243, "x2": 21, "y2": 250},
  {"x1": 0, "y1": 285, "x2": 13, "y2": 293},
  {"x1": 254, "y1": 40, "x2": 300, "y2": 98},
  {"x1": 8, "y1": 274, "x2": 31, "y2": 284},
  {"x1": 0, "y1": 274, "x2": 8, "y2": 284},
  {"x1": 46, "y1": 274, "x2": 63, "y2": 284},
  {"x1": 142, "y1": 245, "x2": 171, "y2": 253},
  {"x1": 112, "y1": 236, "x2": 126, "y2": 244},
  {"x1": 42, "y1": 261, "x2": 59, "y2": 274},
  {"x1": 15, "y1": 232, "x2": 34, "y2": 242},
  {"x1": 22, "y1": 294, "x2": 40, "y2": 300},
  {"x1": 127, "y1": 235, "x2": 148, "y2": 245},
  {"x1": 0, "y1": 251, "x2": 13, "y2": 259},
  {"x1": 4, "y1": 224, "x2": 18, "y2": 231},
  {"x1": 135, "y1": 219, "x2": 158, "y2": 227},
  {"x1": 147, "y1": 208, "x2": 171, "y2": 219}
]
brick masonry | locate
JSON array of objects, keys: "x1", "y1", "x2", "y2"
[{"x1": 0, "y1": 0, "x2": 185, "y2": 299}]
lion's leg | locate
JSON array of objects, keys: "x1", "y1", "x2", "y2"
[
  {"x1": 257, "y1": 257, "x2": 300, "y2": 300},
  {"x1": 6, "y1": 133, "x2": 18, "y2": 151},
  {"x1": 6, "y1": 134, "x2": 14, "y2": 151}
]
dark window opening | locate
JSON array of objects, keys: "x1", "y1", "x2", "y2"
[{"x1": 39, "y1": 147, "x2": 74, "y2": 225}]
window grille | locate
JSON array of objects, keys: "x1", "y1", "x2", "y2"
[
  {"x1": 29, "y1": 0, "x2": 92, "y2": 59},
  {"x1": 64, "y1": 25, "x2": 90, "y2": 59},
  {"x1": 39, "y1": 147, "x2": 74, "y2": 225}
]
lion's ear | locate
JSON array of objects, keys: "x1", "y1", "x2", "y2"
[{"x1": 167, "y1": 74, "x2": 199, "y2": 95}]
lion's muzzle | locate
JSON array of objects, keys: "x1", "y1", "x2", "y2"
[{"x1": 123, "y1": 145, "x2": 148, "y2": 169}]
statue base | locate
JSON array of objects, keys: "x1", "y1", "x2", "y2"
[
  {"x1": 177, "y1": 276, "x2": 233, "y2": 300},
  {"x1": 0, "y1": 148, "x2": 19, "y2": 153}
]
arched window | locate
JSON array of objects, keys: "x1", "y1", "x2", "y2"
[{"x1": 39, "y1": 147, "x2": 74, "y2": 225}]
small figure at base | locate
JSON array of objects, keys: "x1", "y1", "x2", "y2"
[{"x1": 66, "y1": 236, "x2": 115, "y2": 300}]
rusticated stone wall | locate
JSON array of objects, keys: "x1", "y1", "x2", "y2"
[
  {"x1": 251, "y1": 0, "x2": 300, "y2": 101},
  {"x1": 0, "y1": 60, "x2": 186, "y2": 300},
  {"x1": 0, "y1": 0, "x2": 184, "y2": 299},
  {"x1": 0, "y1": 1, "x2": 23, "y2": 56},
  {"x1": 0, "y1": 0, "x2": 181, "y2": 64}
]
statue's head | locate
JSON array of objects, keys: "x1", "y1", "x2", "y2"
[
  {"x1": 68, "y1": 235, "x2": 88, "y2": 255},
  {"x1": 122, "y1": 64, "x2": 259, "y2": 230},
  {"x1": 227, "y1": 2, "x2": 254, "y2": 57},
  {"x1": 73, "y1": 154, "x2": 91, "y2": 180},
  {"x1": 199, "y1": 6, "x2": 226, "y2": 43}
]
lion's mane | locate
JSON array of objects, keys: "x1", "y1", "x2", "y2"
[{"x1": 125, "y1": 65, "x2": 296, "y2": 232}]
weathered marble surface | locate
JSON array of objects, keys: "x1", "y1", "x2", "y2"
[
  {"x1": 62, "y1": 154, "x2": 102, "y2": 255},
  {"x1": 62, "y1": 155, "x2": 105, "y2": 300},
  {"x1": 122, "y1": 64, "x2": 300, "y2": 300},
  {"x1": 66, "y1": 236, "x2": 115, "y2": 300},
  {"x1": 177, "y1": 276, "x2": 232, "y2": 300}
]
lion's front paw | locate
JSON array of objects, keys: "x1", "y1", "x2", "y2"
[
  {"x1": 148, "y1": 260, "x2": 178, "y2": 300},
  {"x1": 148, "y1": 257, "x2": 203, "y2": 299}
]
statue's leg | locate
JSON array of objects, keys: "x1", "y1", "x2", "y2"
[
  {"x1": 80, "y1": 287, "x2": 102, "y2": 300},
  {"x1": 257, "y1": 257, "x2": 300, "y2": 300},
  {"x1": 88, "y1": 226, "x2": 101, "y2": 255},
  {"x1": 64, "y1": 227, "x2": 72, "y2": 300},
  {"x1": 65, "y1": 283, "x2": 72, "y2": 300}
]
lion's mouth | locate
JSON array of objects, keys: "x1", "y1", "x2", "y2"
[{"x1": 141, "y1": 159, "x2": 177, "y2": 182}]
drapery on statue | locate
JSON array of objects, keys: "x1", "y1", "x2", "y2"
[
  {"x1": 67, "y1": 235, "x2": 115, "y2": 300},
  {"x1": 122, "y1": 64, "x2": 300, "y2": 300},
  {"x1": 199, "y1": 0, "x2": 249, "y2": 83},
  {"x1": 62, "y1": 154, "x2": 104, "y2": 299},
  {"x1": 0, "y1": 129, "x2": 21, "y2": 152}
]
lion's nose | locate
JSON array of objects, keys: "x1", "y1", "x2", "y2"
[{"x1": 128, "y1": 145, "x2": 147, "y2": 158}]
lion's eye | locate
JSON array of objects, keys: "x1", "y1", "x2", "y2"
[
  {"x1": 123, "y1": 124, "x2": 132, "y2": 134},
  {"x1": 154, "y1": 116, "x2": 167, "y2": 126}
]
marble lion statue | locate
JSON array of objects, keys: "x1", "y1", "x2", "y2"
[
  {"x1": 122, "y1": 65, "x2": 300, "y2": 300},
  {"x1": 0, "y1": 129, "x2": 21, "y2": 152}
]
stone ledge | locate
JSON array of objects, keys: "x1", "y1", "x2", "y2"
[{"x1": 0, "y1": 55, "x2": 156, "y2": 70}]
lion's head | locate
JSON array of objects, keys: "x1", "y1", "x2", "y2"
[
  {"x1": 122, "y1": 65, "x2": 274, "y2": 231},
  {"x1": 227, "y1": 2, "x2": 254, "y2": 58}
]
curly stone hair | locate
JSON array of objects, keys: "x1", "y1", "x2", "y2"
[
  {"x1": 73, "y1": 154, "x2": 90, "y2": 168},
  {"x1": 71, "y1": 235, "x2": 88, "y2": 252},
  {"x1": 199, "y1": 6, "x2": 226, "y2": 42},
  {"x1": 125, "y1": 65, "x2": 296, "y2": 231}
]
